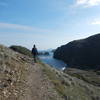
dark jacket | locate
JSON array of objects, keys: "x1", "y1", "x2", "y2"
[{"x1": 32, "y1": 48, "x2": 38, "y2": 56}]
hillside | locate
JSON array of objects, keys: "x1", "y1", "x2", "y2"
[
  {"x1": 0, "y1": 44, "x2": 100, "y2": 100},
  {"x1": 54, "y1": 33, "x2": 100, "y2": 69},
  {"x1": 0, "y1": 45, "x2": 64, "y2": 100},
  {"x1": 10, "y1": 45, "x2": 32, "y2": 57}
]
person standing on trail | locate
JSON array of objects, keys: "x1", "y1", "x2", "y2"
[{"x1": 31, "y1": 44, "x2": 38, "y2": 62}]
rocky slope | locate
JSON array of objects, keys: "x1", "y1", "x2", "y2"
[
  {"x1": 54, "y1": 34, "x2": 100, "y2": 69},
  {"x1": 0, "y1": 44, "x2": 100, "y2": 100},
  {"x1": 0, "y1": 45, "x2": 63, "y2": 100}
]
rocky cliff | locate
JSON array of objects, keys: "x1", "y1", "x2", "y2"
[{"x1": 54, "y1": 34, "x2": 100, "y2": 69}]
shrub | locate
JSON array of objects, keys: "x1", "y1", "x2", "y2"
[{"x1": 10, "y1": 45, "x2": 32, "y2": 57}]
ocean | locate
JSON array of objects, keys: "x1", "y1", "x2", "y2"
[{"x1": 39, "y1": 52, "x2": 67, "y2": 70}]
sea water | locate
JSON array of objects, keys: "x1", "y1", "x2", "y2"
[{"x1": 39, "y1": 52, "x2": 67, "y2": 70}]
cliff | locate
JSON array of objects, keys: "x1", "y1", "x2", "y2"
[{"x1": 54, "y1": 34, "x2": 100, "y2": 69}]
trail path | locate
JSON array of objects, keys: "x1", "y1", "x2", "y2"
[{"x1": 20, "y1": 63, "x2": 63, "y2": 100}]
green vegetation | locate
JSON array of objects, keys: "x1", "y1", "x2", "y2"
[
  {"x1": 65, "y1": 69, "x2": 100, "y2": 86},
  {"x1": 39, "y1": 61, "x2": 100, "y2": 100},
  {"x1": 39, "y1": 62, "x2": 66, "y2": 98},
  {"x1": 10, "y1": 45, "x2": 32, "y2": 57}
]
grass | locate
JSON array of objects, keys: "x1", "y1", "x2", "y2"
[
  {"x1": 39, "y1": 62, "x2": 89, "y2": 100},
  {"x1": 10, "y1": 45, "x2": 32, "y2": 57},
  {"x1": 66, "y1": 71, "x2": 100, "y2": 86},
  {"x1": 38, "y1": 60, "x2": 100, "y2": 100},
  {"x1": 38, "y1": 61, "x2": 67, "y2": 98}
]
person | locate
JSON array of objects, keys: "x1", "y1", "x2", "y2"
[{"x1": 31, "y1": 44, "x2": 38, "y2": 62}]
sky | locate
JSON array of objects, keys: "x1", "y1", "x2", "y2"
[{"x1": 0, "y1": 0, "x2": 100, "y2": 50}]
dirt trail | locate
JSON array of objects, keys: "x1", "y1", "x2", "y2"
[{"x1": 20, "y1": 63, "x2": 63, "y2": 100}]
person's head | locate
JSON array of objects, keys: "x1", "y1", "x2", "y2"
[{"x1": 33, "y1": 44, "x2": 36, "y2": 48}]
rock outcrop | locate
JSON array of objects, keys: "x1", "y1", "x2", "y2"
[{"x1": 54, "y1": 34, "x2": 100, "y2": 69}]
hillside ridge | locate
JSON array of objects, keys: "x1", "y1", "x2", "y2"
[
  {"x1": 0, "y1": 44, "x2": 100, "y2": 100},
  {"x1": 54, "y1": 33, "x2": 100, "y2": 69}
]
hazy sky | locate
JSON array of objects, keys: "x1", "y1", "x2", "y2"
[{"x1": 0, "y1": 0, "x2": 100, "y2": 50}]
